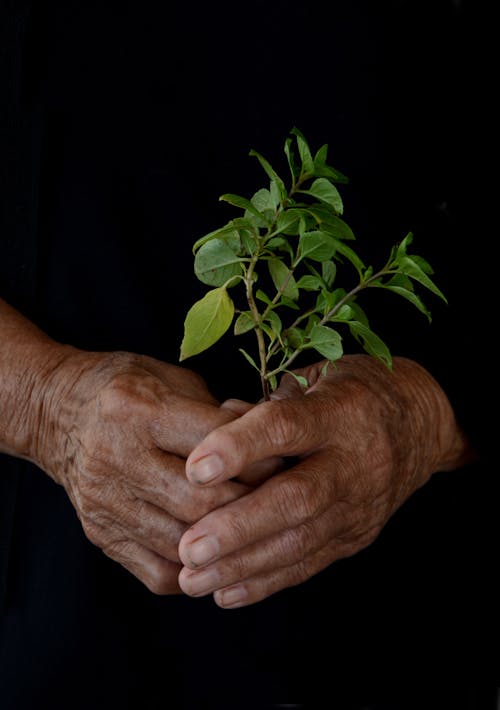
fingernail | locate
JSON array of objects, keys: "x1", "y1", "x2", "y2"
[
  {"x1": 187, "y1": 535, "x2": 219, "y2": 567},
  {"x1": 183, "y1": 568, "x2": 220, "y2": 596},
  {"x1": 217, "y1": 585, "x2": 248, "y2": 608},
  {"x1": 188, "y1": 453, "x2": 224, "y2": 484}
]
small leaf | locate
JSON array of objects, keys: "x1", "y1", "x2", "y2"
[
  {"x1": 249, "y1": 149, "x2": 287, "y2": 201},
  {"x1": 180, "y1": 287, "x2": 234, "y2": 361},
  {"x1": 268, "y1": 258, "x2": 299, "y2": 301},
  {"x1": 256, "y1": 289, "x2": 272, "y2": 305},
  {"x1": 290, "y1": 127, "x2": 315, "y2": 176},
  {"x1": 299, "y1": 230, "x2": 337, "y2": 262},
  {"x1": 220, "y1": 193, "x2": 271, "y2": 224},
  {"x1": 268, "y1": 374, "x2": 278, "y2": 391},
  {"x1": 396, "y1": 232, "x2": 414, "y2": 259},
  {"x1": 331, "y1": 238, "x2": 365, "y2": 274},
  {"x1": 382, "y1": 285, "x2": 432, "y2": 321},
  {"x1": 284, "y1": 327, "x2": 304, "y2": 348},
  {"x1": 305, "y1": 324, "x2": 343, "y2": 361},
  {"x1": 296, "y1": 274, "x2": 324, "y2": 291},
  {"x1": 266, "y1": 310, "x2": 282, "y2": 336},
  {"x1": 285, "y1": 370, "x2": 309, "y2": 388},
  {"x1": 298, "y1": 178, "x2": 343, "y2": 214},
  {"x1": 313, "y1": 144, "x2": 349, "y2": 183},
  {"x1": 193, "y1": 224, "x2": 243, "y2": 253},
  {"x1": 194, "y1": 239, "x2": 242, "y2": 286},
  {"x1": 276, "y1": 209, "x2": 302, "y2": 234},
  {"x1": 284, "y1": 136, "x2": 300, "y2": 181},
  {"x1": 234, "y1": 311, "x2": 256, "y2": 335},
  {"x1": 279, "y1": 296, "x2": 301, "y2": 310},
  {"x1": 398, "y1": 256, "x2": 447, "y2": 302},
  {"x1": 239, "y1": 348, "x2": 260, "y2": 372},
  {"x1": 322, "y1": 260, "x2": 336, "y2": 287},
  {"x1": 348, "y1": 321, "x2": 392, "y2": 369},
  {"x1": 251, "y1": 187, "x2": 277, "y2": 215},
  {"x1": 307, "y1": 207, "x2": 355, "y2": 240}
]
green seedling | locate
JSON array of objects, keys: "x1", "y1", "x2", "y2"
[{"x1": 180, "y1": 128, "x2": 446, "y2": 400}]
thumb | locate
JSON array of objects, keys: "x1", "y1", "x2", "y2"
[{"x1": 185, "y1": 397, "x2": 328, "y2": 486}]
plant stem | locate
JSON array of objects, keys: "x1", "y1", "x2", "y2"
[
  {"x1": 245, "y1": 251, "x2": 272, "y2": 401},
  {"x1": 265, "y1": 267, "x2": 395, "y2": 380}
]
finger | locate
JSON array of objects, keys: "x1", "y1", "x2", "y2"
[
  {"x1": 98, "y1": 494, "x2": 188, "y2": 562},
  {"x1": 102, "y1": 535, "x2": 183, "y2": 595},
  {"x1": 220, "y1": 398, "x2": 254, "y2": 416},
  {"x1": 221, "y1": 400, "x2": 286, "y2": 484},
  {"x1": 211, "y1": 539, "x2": 356, "y2": 608},
  {"x1": 185, "y1": 397, "x2": 329, "y2": 485},
  {"x1": 179, "y1": 508, "x2": 382, "y2": 600},
  {"x1": 127, "y1": 449, "x2": 251, "y2": 523},
  {"x1": 149, "y1": 397, "x2": 240, "y2": 459},
  {"x1": 179, "y1": 451, "x2": 337, "y2": 569}
]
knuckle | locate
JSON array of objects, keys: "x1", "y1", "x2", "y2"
[
  {"x1": 275, "y1": 475, "x2": 319, "y2": 526},
  {"x1": 262, "y1": 400, "x2": 298, "y2": 448},
  {"x1": 145, "y1": 565, "x2": 177, "y2": 596},
  {"x1": 277, "y1": 521, "x2": 314, "y2": 562},
  {"x1": 220, "y1": 508, "x2": 249, "y2": 548}
]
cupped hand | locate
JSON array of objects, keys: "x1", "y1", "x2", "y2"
[
  {"x1": 178, "y1": 355, "x2": 471, "y2": 607},
  {"x1": 33, "y1": 349, "x2": 252, "y2": 594}
]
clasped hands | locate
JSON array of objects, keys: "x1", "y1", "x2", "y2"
[{"x1": 35, "y1": 349, "x2": 466, "y2": 608}]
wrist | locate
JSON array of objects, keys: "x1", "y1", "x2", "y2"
[{"x1": 1, "y1": 340, "x2": 77, "y2": 467}]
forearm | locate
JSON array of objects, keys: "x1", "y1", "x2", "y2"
[{"x1": 0, "y1": 297, "x2": 72, "y2": 462}]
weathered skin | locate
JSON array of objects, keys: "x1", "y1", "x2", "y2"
[{"x1": 178, "y1": 356, "x2": 473, "y2": 607}]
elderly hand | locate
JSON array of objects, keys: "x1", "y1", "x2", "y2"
[
  {"x1": 178, "y1": 355, "x2": 472, "y2": 607},
  {"x1": 31, "y1": 349, "x2": 253, "y2": 594}
]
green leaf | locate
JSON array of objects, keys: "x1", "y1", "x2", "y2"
[
  {"x1": 234, "y1": 311, "x2": 256, "y2": 335},
  {"x1": 305, "y1": 324, "x2": 343, "y2": 361},
  {"x1": 348, "y1": 321, "x2": 392, "y2": 369},
  {"x1": 251, "y1": 187, "x2": 277, "y2": 216},
  {"x1": 249, "y1": 149, "x2": 287, "y2": 201},
  {"x1": 395, "y1": 232, "x2": 414, "y2": 260},
  {"x1": 290, "y1": 127, "x2": 315, "y2": 176},
  {"x1": 284, "y1": 370, "x2": 309, "y2": 388},
  {"x1": 382, "y1": 285, "x2": 432, "y2": 321},
  {"x1": 220, "y1": 193, "x2": 271, "y2": 224},
  {"x1": 322, "y1": 260, "x2": 336, "y2": 287},
  {"x1": 299, "y1": 230, "x2": 337, "y2": 262},
  {"x1": 296, "y1": 274, "x2": 324, "y2": 291},
  {"x1": 398, "y1": 256, "x2": 447, "y2": 302},
  {"x1": 265, "y1": 309, "x2": 282, "y2": 336},
  {"x1": 256, "y1": 289, "x2": 272, "y2": 305},
  {"x1": 284, "y1": 327, "x2": 304, "y2": 348},
  {"x1": 331, "y1": 304, "x2": 355, "y2": 321},
  {"x1": 192, "y1": 224, "x2": 242, "y2": 253},
  {"x1": 313, "y1": 144, "x2": 349, "y2": 183},
  {"x1": 239, "y1": 348, "x2": 260, "y2": 372},
  {"x1": 284, "y1": 136, "x2": 300, "y2": 181},
  {"x1": 268, "y1": 373, "x2": 278, "y2": 392},
  {"x1": 279, "y1": 296, "x2": 300, "y2": 310},
  {"x1": 276, "y1": 209, "x2": 303, "y2": 234},
  {"x1": 331, "y1": 238, "x2": 365, "y2": 274},
  {"x1": 194, "y1": 239, "x2": 242, "y2": 286},
  {"x1": 306, "y1": 207, "x2": 355, "y2": 240},
  {"x1": 180, "y1": 287, "x2": 234, "y2": 361},
  {"x1": 298, "y1": 178, "x2": 343, "y2": 214},
  {"x1": 408, "y1": 254, "x2": 434, "y2": 275},
  {"x1": 268, "y1": 258, "x2": 299, "y2": 300}
]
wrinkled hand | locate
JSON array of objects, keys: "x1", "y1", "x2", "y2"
[
  {"x1": 178, "y1": 355, "x2": 470, "y2": 607},
  {"x1": 34, "y1": 349, "x2": 251, "y2": 594}
]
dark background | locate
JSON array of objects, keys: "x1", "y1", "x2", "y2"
[{"x1": 0, "y1": 1, "x2": 497, "y2": 707}]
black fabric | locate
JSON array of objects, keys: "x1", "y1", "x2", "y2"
[{"x1": 0, "y1": 1, "x2": 497, "y2": 707}]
